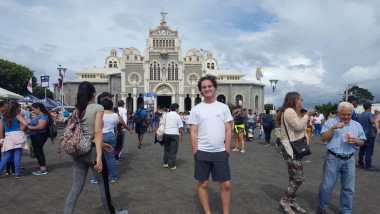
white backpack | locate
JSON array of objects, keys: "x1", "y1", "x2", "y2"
[{"x1": 156, "y1": 113, "x2": 168, "y2": 142}]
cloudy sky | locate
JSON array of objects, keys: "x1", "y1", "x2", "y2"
[{"x1": 1, "y1": 0, "x2": 380, "y2": 108}]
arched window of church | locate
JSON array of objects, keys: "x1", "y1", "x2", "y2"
[
  {"x1": 235, "y1": 95, "x2": 243, "y2": 106},
  {"x1": 150, "y1": 62, "x2": 161, "y2": 80},
  {"x1": 189, "y1": 57, "x2": 192, "y2": 61},
  {"x1": 153, "y1": 40, "x2": 155, "y2": 47},
  {"x1": 82, "y1": 75, "x2": 83, "y2": 78},
  {"x1": 127, "y1": 56, "x2": 129, "y2": 60},
  {"x1": 113, "y1": 61, "x2": 117, "y2": 68},
  {"x1": 167, "y1": 62, "x2": 179, "y2": 80},
  {"x1": 174, "y1": 63, "x2": 178, "y2": 80},
  {"x1": 169, "y1": 40, "x2": 171, "y2": 47},
  {"x1": 134, "y1": 56, "x2": 137, "y2": 60},
  {"x1": 109, "y1": 61, "x2": 112, "y2": 68},
  {"x1": 159, "y1": 40, "x2": 162, "y2": 47},
  {"x1": 207, "y1": 63, "x2": 210, "y2": 69},
  {"x1": 211, "y1": 63, "x2": 215, "y2": 69},
  {"x1": 197, "y1": 57, "x2": 199, "y2": 62},
  {"x1": 255, "y1": 95, "x2": 259, "y2": 109}
]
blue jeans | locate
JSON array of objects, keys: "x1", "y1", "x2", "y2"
[
  {"x1": 314, "y1": 124, "x2": 322, "y2": 135},
  {"x1": 0, "y1": 148, "x2": 22, "y2": 174},
  {"x1": 317, "y1": 151, "x2": 355, "y2": 214},
  {"x1": 92, "y1": 132, "x2": 117, "y2": 180},
  {"x1": 183, "y1": 123, "x2": 187, "y2": 133},
  {"x1": 358, "y1": 137, "x2": 375, "y2": 168},
  {"x1": 129, "y1": 120, "x2": 133, "y2": 130}
]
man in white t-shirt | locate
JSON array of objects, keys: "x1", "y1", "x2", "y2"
[
  {"x1": 313, "y1": 112, "x2": 325, "y2": 136},
  {"x1": 188, "y1": 75, "x2": 232, "y2": 214},
  {"x1": 117, "y1": 100, "x2": 128, "y2": 149},
  {"x1": 163, "y1": 103, "x2": 183, "y2": 169}
]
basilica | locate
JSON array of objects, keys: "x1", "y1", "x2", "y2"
[{"x1": 55, "y1": 12, "x2": 264, "y2": 113}]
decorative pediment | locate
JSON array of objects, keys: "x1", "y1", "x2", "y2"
[
  {"x1": 156, "y1": 84, "x2": 173, "y2": 94},
  {"x1": 149, "y1": 26, "x2": 178, "y2": 36}
]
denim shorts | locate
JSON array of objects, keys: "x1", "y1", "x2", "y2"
[{"x1": 194, "y1": 150, "x2": 231, "y2": 182}]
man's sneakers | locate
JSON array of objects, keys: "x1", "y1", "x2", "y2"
[
  {"x1": 365, "y1": 167, "x2": 379, "y2": 171},
  {"x1": 170, "y1": 166, "x2": 176, "y2": 170},
  {"x1": 240, "y1": 149, "x2": 245, "y2": 153},
  {"x1": 111, "y1": 178, "x2": 118, "y2": 183},
  {"x1": 32, "y1": 169, "x2": 48, "y2": 176},
  {"x1": 90, "y1": 178, "x2": 98, "y2": 184},
  {"x1": 14, "y1": 173, "x2": 23, "y2": 179},
  {"x1": 232, "y1": 148, "x2": 239, "y2": 152},
  {"x1": 115, "y1": 160, "x2": 122, "y2": 165},
  {"x1": 163, "y1": 164, "x2": 169, "y2": 168},
  {"x1": 115, "y1": 210, "x2": 128, "y2": 214}
]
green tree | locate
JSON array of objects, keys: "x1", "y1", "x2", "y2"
[
  {"x1": 264, "y1": 103, "x2": 274, "y2": 110},
  {"x1": 343, "y1": 85, "x2": 374, "y2": 104},
  {"x1": 0, "y1": 59, "x2": 39, "y2": 95},
  {"x1": 33, "y1": 86, "x2": 54, "y2": 99},
  {"x1": 227, "y1": 102, "x2": 237, "y2": 110},
  {"x1": 315, "y1": 102, "x2": 339, "y2": 116}
]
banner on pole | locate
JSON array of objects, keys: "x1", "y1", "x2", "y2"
[
  {"x1": 40, "y1": 76, "x2": 50, "y2": 88},
  {"x1": 27, "y1": 77, "x2": 33, "y2": 93},
  {"x1": 142, "y1": 92, "x2": 156, "y2": 111},
  {"x1": 256, "y1": 67, "x2": 263, "y2": 81}
]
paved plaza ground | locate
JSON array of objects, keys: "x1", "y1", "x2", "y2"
[{"x1": 1, "y1": 129, "x2": 380, "y2": 214}]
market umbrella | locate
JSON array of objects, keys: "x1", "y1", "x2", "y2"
[
  {"x1": 0, "y1": 87, "x2": 24, "y2": 101},
  {"x1": 41, "y1": 97, "x2": 59, "y2": 109}
]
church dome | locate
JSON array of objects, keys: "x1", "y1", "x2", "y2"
[
  {"x1": 124, "y1": 47, "x2": 141, "y2": 56},
  {"x1": 186, "y1": 48, "x2": 201, "y2": 57}
]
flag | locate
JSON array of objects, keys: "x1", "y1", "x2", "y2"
[
  {"x1": 57, "y1": 70, "x2": 63, "y2": 92},
  {"x1": 256, "y1": 67, "x2": 263, "y2": 81},
  {"x1": 27, "y1": 77, "x2": 33, "y2": 93}
]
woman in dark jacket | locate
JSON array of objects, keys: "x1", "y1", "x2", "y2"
[{"x1": 261, "y1": 109, "x2": 274, "y2": 146}]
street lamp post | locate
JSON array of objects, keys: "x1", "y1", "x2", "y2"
[
  {"x1": 269, "y1": 79, "x2": 278, "y2": 113},
  {"x1": 57, "y1": 65, "x2": 67, "y2": 107}
]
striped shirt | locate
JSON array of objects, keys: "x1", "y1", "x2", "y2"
[{"x1": 322, "y1": 117, "x2": 366, "y2": 155}]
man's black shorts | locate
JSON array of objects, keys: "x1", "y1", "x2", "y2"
[
  {"x1": 194, "y1": 150, "x2": 231, "y2": 182},
  {"x1": 135, "y1": 124, "x2": 146, "y2": 135}
]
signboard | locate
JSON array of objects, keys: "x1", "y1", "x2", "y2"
[
  {"x1": 40, "y1": 76, "x2": 50, "y2": 88},
  {"x1": 142, "y1": 92, "x2": 156, "y2": 111}
]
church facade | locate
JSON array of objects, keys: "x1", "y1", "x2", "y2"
[{"x1": 55, "y1": 12, "x2": 264, "y2": 113}]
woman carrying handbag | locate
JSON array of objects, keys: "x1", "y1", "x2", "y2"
[{"x1": 275, "y1": 92, "x2": 314, "y2": 214}]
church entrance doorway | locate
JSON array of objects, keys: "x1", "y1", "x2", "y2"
[{"x1": 157, "y1": 96, "x2": 171, "y2": 110}]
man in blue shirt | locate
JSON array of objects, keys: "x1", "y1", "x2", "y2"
[
  {"x1": 347, "y1": 96, "x2": 357, "y2": 120},
  {"x1": 357, "y1": 102, "x2": 377, "y2": 171},
  {"x1": 133, "y1": 103, "x2": 146, "y2": 149},
  {"x1": 317, "y1": 102, "x2": 366, "y2": 214}
]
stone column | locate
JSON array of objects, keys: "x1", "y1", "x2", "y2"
[
  {"x1": 172, "y1": 94, "x2": 176, "y2": 104},
  {"x1": 179, "y1": 94, "x2": 184, "y2": 112},
  {"x1": 121, "y1": 69, "x2": 127, "y2": 101},
  {"x1": 133, "y1": 87, "x2": 137, "y2": 111}
]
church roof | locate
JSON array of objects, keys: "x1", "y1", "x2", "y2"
[
  {"x1": 75, "y1": 67, "x2": 121, "y2": 75},
  {"x1": 205, "y1": 69, "x2": 244, "y2": 77}
]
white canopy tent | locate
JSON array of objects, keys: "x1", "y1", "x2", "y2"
[{"x1": 0, "y1": 87, "x2": 24, "y2": 101}]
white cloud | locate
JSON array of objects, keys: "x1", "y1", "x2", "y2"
[{"x1": 0, "y1": 0, "x2": 380, "y2": 107}]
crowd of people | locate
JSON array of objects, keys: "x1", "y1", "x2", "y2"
[{"x1": 2, "y1": 75, "x2": 380, "y2": 214}]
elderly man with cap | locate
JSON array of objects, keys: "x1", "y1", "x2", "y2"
[
  {"x1": 357, "y1": 102, "x2": 378, "y2": 171},
  {"x1": 316, "y1": 102, "x2": 366, "y2": 214}
]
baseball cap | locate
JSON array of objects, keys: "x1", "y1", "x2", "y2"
[
  {"x1": 100, "y1": 92, "x2": 114, "y2": 100},
  {"x1": 363, "y1": 102, "x2": 372, "y2": 110}
]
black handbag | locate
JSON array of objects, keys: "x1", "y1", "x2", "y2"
[{"x1": 282, "y1": 113, "x2": 312, "y2": 159}]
